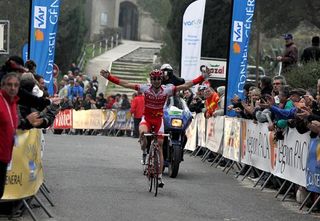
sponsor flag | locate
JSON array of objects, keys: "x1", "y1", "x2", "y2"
[
  {"x1": 226, "y1": 0, "x2": 255, "y2": 116},
  {"x1": 22, "y1": 43, "x2": 28, "y2": 63},
  {"x1": 29, "y1": 0, "x2": 61, "y2": 95},
  {"x1": 306, "y1": 138, "x2": 320, "y2": 193},
  {"x1": 181, "y1": 0, "x2": 206, "y2": 80}
]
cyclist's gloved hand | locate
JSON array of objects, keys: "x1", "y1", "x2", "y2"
[
  {"x1": 100, "y1": 69, "x2": 110, "y2": 79},
  {"x1": 200, "y1": 65, "x2": 211, "y2": 80}
]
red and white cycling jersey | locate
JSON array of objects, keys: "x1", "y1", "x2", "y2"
[{"x1": 135, "y1": 84, "x2": 176, "y2": 121}]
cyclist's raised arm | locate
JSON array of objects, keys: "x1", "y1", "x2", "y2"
[
  {"x1": 175, "y1": 67, "x2": 211, "y2": 91},
  {"x1": 100, "y1": 69, "x2": 137, "y2": 90}
]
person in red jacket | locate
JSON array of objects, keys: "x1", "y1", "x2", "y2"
[
  {"x1": 0, "y1": 73, "x2": 20, "y2": 199},
  {"x1": 130, "y1": 91, "x2": 144, "y2": 138}
]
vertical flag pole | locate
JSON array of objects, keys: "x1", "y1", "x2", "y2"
[
  {"x1": 27, "y1": 0, "x2": 33, "y2": 60},
  {"x1": 223, "y1": 0, "x2": 235, "y2": 115}
]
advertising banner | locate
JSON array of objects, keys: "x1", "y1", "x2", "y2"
[
  {"x1": 3, "y1": 129, "x2": 44, "y2": 200},
  {"x1": 226, "y1": 0, "x2": 255, "y2": 116},
  {"x1": 29, "y1": 0, "x2": 61, "y2": 95},
  {"x1": 72, "y1": 109, "x2": 106, "y2": 129},
  {"x1": 206, "y1": 116, "x2": 224, "y2": 153},
  {"x1": 197, "y1": 113, "x2": 206, "y2": 147},
  {"x1": 200, "y1": 58, "x2": 227, "y2": 80},
  {"x1": 53, "y1": 109, "x2": 73, "y2": 129},
  {"x1": 223, "y1": 117, "x2": 241, "y2": 162},
  {"x1": 181, "y1": 0, "x2": 206, "y2": 80},
  {"x1": 241, "y1": 120, "x2": 272, "y2": 172},
  {"x1": 273, "y1": 128, "x2": 310, "y2": 187},
  {"x1": 185, "y1": 113, "x2": 198, "y2": 151},
  {"x1": 306, "y1": 138, "x2": 320, "y2": 193}
]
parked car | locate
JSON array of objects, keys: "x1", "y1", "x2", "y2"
[{"x1": 246, "y1": 65, "x2": 266, "y2": 84}]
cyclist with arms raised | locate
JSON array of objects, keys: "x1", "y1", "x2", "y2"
[{"x1": 100, "y1": 68, "x2": 210, "y2": 187}]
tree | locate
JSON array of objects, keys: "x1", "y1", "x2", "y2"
[{"x1": 0, "y1": 0, "x2": 88, "y2": 73}]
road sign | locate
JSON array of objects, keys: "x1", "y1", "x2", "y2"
[{"x1": 0, "y1": 20, "x2": 9, "y2": 54}]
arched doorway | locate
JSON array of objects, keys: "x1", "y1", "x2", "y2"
[{"x1": 119, "y1": 1, "x2": 138, "y2": 40}]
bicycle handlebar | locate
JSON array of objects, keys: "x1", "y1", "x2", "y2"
[{"x1": 144, "y1": 133, "x2": 169, "y2": 137}]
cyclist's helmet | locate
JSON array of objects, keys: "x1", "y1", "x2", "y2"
[{"x1": 149, "y1": 69, "x2": 163, "y2": 79}]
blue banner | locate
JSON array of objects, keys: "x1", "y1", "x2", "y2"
[
  {"x1": 29, "y1": 0, "x2": 61, "y2": 95},
  {"x1": 226, "y1": 0, "x2": 255, "y2": 116},
  {"x1": 22, "y1": 43, "x2": 28, "y2": 64},
  {"x1": 306, "y1": 138, "x2": 320, "y2": 193}
]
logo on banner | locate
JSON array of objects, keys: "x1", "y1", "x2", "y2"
[
  {"x1": 34, "y1": 6, "x2": 47, "y2": 41},
  {"x1": 233, "y1": 21, "x2": 243, "y2": 42},
  {"x1": 34, "y1": 6, "x2": 47, "y2": 29},
  {"x1": 232, "y1": 21, "x2": 243, "y2": 54}
]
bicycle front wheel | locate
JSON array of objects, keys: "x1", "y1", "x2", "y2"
[{"x1": 153, "y1": 147, "x2": 160, "y2": 197}]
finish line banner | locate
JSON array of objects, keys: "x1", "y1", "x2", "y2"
[
  {"x1": 226, "y1": 0, "x2": 255, "y2": 116},
  {"x1": 29, "y1": 0, "x2": 61, "y2": 95}
]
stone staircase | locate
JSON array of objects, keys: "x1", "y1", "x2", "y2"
[{"x1": 105, "y1": 47, "x2": 160, "y2": 97}]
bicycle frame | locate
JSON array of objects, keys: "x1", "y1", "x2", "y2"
[{"x1": 143, "y1": 132, "x2": 169, "y2": 197}]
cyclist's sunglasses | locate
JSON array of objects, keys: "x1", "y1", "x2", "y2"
[{"x1": 151, "y1": 77, "x2": 162, "y2": 81}]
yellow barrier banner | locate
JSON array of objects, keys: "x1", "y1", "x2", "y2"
[
  {"x1": 73, "y1": 109, "x2": 106, "y2": 129},
  {"x1": 3, "y1": 129, "x2": 44, "y2": 200}
]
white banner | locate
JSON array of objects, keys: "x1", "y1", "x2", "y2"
[
  {"x1": 206, "y1": 116, "x2": 224, "y2": 153},
  {"x1": 181, "y1": 0, "x2": 206, "y2": 80},
  {"x1": 223, "y1": 117, "x2": 241, "y2": 162},
  {"x1": 241, "y1": 120, "x2": 272, "y2": 172},
  {"x1": 272, "y1": 128, "x2": 310, "y2": 187},
  {"x1": 185, "y1": 113, "x2": 198, "y2": 151}
]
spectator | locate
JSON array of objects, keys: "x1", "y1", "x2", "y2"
[
  {"x1": 259, "y1": 76, "x2": 273, "y2": 98},
  {"x1": 183, "y1": 89, "x2": 194, "y2": 107},
  {"x1": 160, "y1": 64, "x2": 185, "y2": 86},
  {"x1": 95, "y1": 93, "x2": 106, "y2": 109},
  {"x1": 34, "y1": 74, "x2": 49, "y2": 98},
  {"x1": 112, "y1": 93, "x2": 122, "y2": 109},
  {"x1": 92, "y1": 75, "x2": 99, "y2": 92},
  {"x1": 120, "y1": 94, "x2": 131, "y2": 110},
  {"x1": 24, "y1": 60, "x2": 37, "y2": 74},
  {"x1": 189, "y1": 86, "x2": 205, "y2": 114},
  {"x1": 85, "y1": 82, "x2": 97, "y2": 100},
  {"x1": 82, "y1": 94, "x2": 96, "y2": 110},
  {"x1": 68, "y1": 79, "x2": 84, "y2": 101},
  {"x1": 0, "y1": 56, "x2": 53, "y2": 111},
  {"x1": 0, "y1": 73, "x2": 20, "y2": 199},
  {"x1": 58, "y1": 79, "x2": 69, "y2": 99},
  {"x1": 272, "y1": 75, "x2": 287, "y2": 105},
  {"x1": 130, "y1": 91, "x2": 144, "y2": 138},
  {"x1": 105, "y1": 95, "x2": 115, "y2": 109},
  {"x1": 203, "y1": 83, "x2": 220, "y2": 118},
  {"x1": 60, "y1": 96, "x2": 73, "y2": 110},
  {"x1": 301, "y1": 36, "x2": 320, "y2": 63},
  {"x1": 0, "y1": 73, "x2": 42, "y2": 198},
  {"x1": 276, "y1": 33, "x2": 298, "y2": 76}
]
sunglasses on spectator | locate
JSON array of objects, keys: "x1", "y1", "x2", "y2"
[{"x1": 151, "y1": 77, "x2": 162, "y2": 81}]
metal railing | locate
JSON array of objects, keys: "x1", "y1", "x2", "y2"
[{"x1": 78, "y1": 33, "x2": 119, "y2": 70}]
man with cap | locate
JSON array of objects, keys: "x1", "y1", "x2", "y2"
[
  {"x1": 160, "y1": 64, "x2": 185, "y2": 86},
  {"x1": 301, "y1": 36, "x2": 320, "y2": 63},
  {"x1": 276, "y1": 33, "x2": 298, "y2": 76}
]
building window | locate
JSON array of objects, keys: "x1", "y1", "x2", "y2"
[{"x1": 100, "y1": 12, "x2": 108, "y2": 26}]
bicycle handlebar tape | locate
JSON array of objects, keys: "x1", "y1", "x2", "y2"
[
  {"x1": 192, "y1": 75, "x2": 205, "y2": 85},
  {"x1": 107, "y1": 74, "x2": 120, "y2": 85}
]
